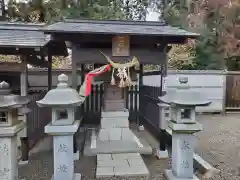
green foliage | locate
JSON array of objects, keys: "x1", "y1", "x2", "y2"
[
  {"x1": 6, "y1": 0, "x2": 150, "y2": 23},
  {"x1": 168, "y1": 44, "x2": 196, "y2": 69},
  {"x1": 163, "y1": 0, "x2": 236, "y2": 70},
  {"x1": 163, "y1": 0, "x2": 189, "y2": 29},
  {"x1": 193, "y1": 27, "x2": 225, "y2": 70},
  {"x1": 163, "y1": 0, "x2": 197, "y2": 70}
]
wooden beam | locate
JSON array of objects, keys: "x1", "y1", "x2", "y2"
[
  {"x1": 73, "y1": 46, "x2": 167, "y2": 65},
  {"x1": 51, "y1": 33, "x2": 188, "y2": 45}
]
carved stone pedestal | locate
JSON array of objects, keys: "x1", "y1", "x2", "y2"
[
  {"x1": 164, "y1": 121, "x2": 202, "y2": 180},
  {"x1": 0, "y1": 121, "x2": 25, "y2": 180},
  {"x1": 45, "y1": 120, "x2": 81, "y2": 180}
]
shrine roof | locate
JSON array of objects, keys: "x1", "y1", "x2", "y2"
[
  {"x1": 43, "y1": 19, "x2": 199, "y2": 38},
  {"x1": 0, "y1": 22, "x2": 50, "y2": 48},
  {"x1": 0, "y1": 22, "x2": 68, "y2": 56}
]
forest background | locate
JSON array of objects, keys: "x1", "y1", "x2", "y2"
[{"x1": 1, "y1": 0, "x2": 239, "y2": 70}]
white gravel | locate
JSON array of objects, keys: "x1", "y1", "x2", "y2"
[{"x1": 195, "y1": 114, "x2": 240, "y2": 180}]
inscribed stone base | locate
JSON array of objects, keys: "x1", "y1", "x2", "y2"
[
  {"x1": 164, "y1": 170, "x2": 199, "y2": 180},
  {"x1": 0, "y1": 137, "x2": 18, "y2": 180},
  {"x1": 53, "y1": 135, "x2": 74, "y2": 180},
  {"x1": 172, "y1": 133, "x2": 195, "y2": 178},
  {"x1": 156, "y1": 149, "x2": 169, "y2": 159},
  {"x1": 51, "y1": 173, "x2": 81, "y2": 180}
]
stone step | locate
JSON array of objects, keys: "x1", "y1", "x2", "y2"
[
  {"x1": 98, "y1": 128, "x2": 139, "y2": 141},
  {"x1": 96, "y1": 153, "x2": 149, "y2": 178},
  {"x1": 84, "y1": 129, "x2": 152, "y2": 156},
  {"x1": 101, "y1": 117, "x2": 129, "y2": 129},
  {"x1": 102, "y1": 111, "x2": 129, "y2": 118}
]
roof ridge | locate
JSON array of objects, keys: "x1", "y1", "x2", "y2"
[
  {"x1": 0, "y1": 22, "x2": 46, "y2": 31},
  {"x1": 64, "y1": 18, "x2": 167, "y2": 26}
]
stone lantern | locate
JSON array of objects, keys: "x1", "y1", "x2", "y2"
[
  {"x1": 37, "y1": 74, "x2": 84, "y2": 180},
  {"x1": 0, "y1": 81, "x2": 30, "y2": 180},
  {"x1": 159, "y1": 77, "x2": 211, "y2": 180}
]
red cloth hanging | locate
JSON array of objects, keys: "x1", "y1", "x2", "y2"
[{"x1": 85, "y1": 64, "x2": 111, "y2": 96}]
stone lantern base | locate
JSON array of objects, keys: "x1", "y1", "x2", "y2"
[
  {"x1": 45, "y1": 120, "x2": 81, "y2": 180},
  {"x1": 165, "y1": 170, "x2": 199, "y2": 180},
  {"x1": 164, "y1": 121, "x2": 202, "y2": 180},
  {"x1": 0, "y1": 121, "x2": 25, "y2": 180},
  {"x1": 51, "y1": 173, "x2": 81, "y2": 180}
]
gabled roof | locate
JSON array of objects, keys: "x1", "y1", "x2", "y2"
[
  {"x1": 43, "y1": 19, "x2": 199, "y2": 38},
  {"x1": 0, "y1": 22, "x2": 50, "y2": 48}
]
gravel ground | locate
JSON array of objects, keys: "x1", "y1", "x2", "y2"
[
  {"x1": 18, "y1": 152, "x2": 170, "y2": 180},
  {"x1": 19, "y1": 114, "x2": 240, "y2": 180},
  {"x1": 195, "y1": 114, "x2": 240, "y2": 180}
]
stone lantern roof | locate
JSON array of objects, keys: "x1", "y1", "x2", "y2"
[
  {"x1": 0, "y1": 81, "x2": 30, "y2": 108},
  {"x1": 37, "y1": 74, "x2": 84, "y2": 107},
  {"x1": 159, "y1": 77, "x2": 211, "y2": 106}
]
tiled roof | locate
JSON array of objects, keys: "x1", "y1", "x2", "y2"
[
  {"x1": 0, "y1": 22, "x2": 50, "y2": 48},
  {"x1": 43, "y1": 19, "x2": 199, "y2": 37}
]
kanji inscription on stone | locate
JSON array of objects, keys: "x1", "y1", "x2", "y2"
[
  {"x1": 181, "y1": 160, "x2": 190, "y2": 169},
  {"x1": 57, "y1": 144, "x2": 68, "y2": 152},
  {"x1": 0, "y1": 141, "x2": 10, "y2": 180},
  {"x1": 57, "y1": 164, "x2": 68, "y2": 173},
  {"x1": 180, "y1": 140, "x2": 190, "y2": 150},
  {"x1": 0, "y1": 143, "x2": 9, "y2": 156},
  {"x1": 0, "y1": 168, "x2": 10, "y2": 180}
]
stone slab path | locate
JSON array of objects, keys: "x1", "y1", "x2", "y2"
[{"x1": 96, "y1": 153, "x2": 149, "y2": 178}]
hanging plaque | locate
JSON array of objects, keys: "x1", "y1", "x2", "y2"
[{"x1": 112, "y1": 35, "x2": 130, "y2": 57}]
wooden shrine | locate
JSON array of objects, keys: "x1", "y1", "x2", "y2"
[{"x1": 43, "y1": 19, "x2": 199, "y2": 121}]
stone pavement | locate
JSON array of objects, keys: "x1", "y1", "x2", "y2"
[
  {"x1": 96, "y1": 153, "x2": 149, "y2": 178},
  {"x1": 92, "y1": 111, "x2": 152, "y2": 178},
  {"x1": 84, "y1": 111, "x2": 152, "y2": 156}
]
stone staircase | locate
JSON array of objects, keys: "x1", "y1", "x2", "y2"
[{"x1": 84, "y1": 111, "x2": 151, "y2": 178}]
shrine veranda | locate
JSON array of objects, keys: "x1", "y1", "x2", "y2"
[{"x1": 0, "y1": 19, "x2": 219, "y2": 180}]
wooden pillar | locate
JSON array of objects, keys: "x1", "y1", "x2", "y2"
[
  {"x1": 138, "y1": 64, "x2": 143, "y2": 128},
  {"x1": 72, "y1": 44, "x2": 78, "y2": 89},
  {"x1": 159, "y1": 47, "x2": 168, "y2": 154},
  {"x1": 73, "y1": 64, "x2": 85, "y2": 154},
  {"x1": 72, "y1": 44, "x2": 79, "y2": 154},
  {"x1": 47, "y1": 54, "x2": 52, "y2": 90},
  {"x1": 20, "y1": 55, "x2": 29, "y2": 162},
  {"x1": 80, "y1": 64, "x2": 85, "y2": 85}
]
